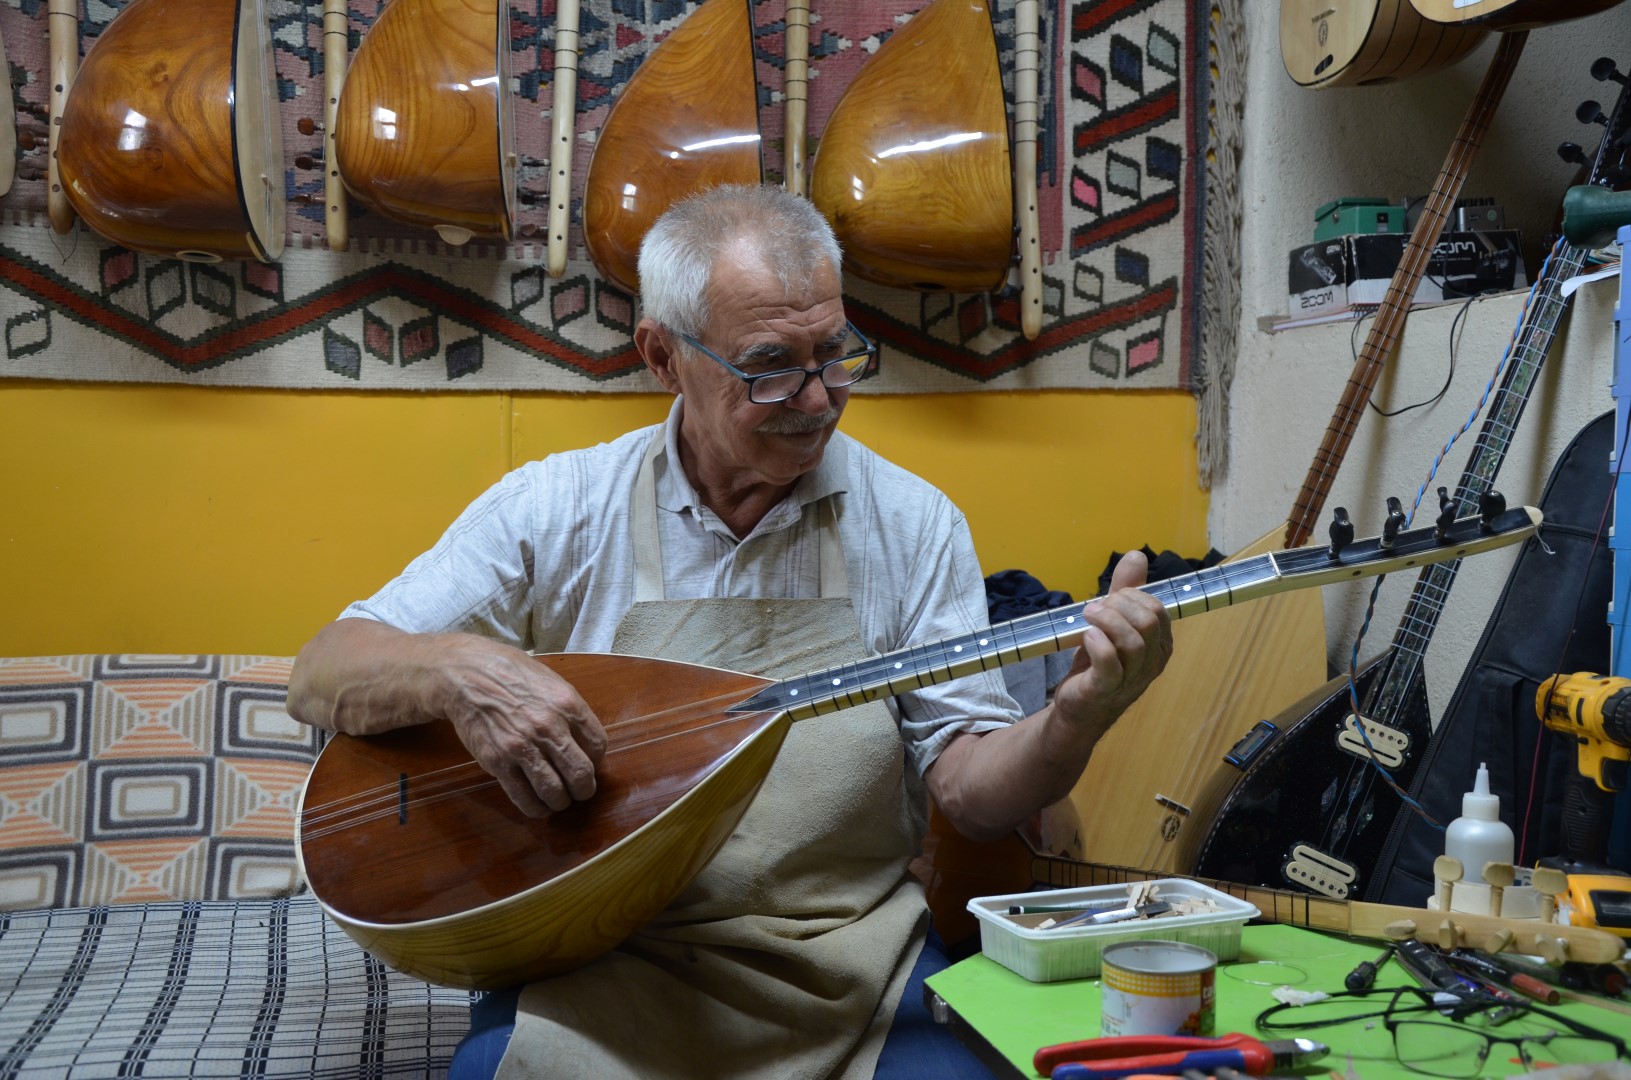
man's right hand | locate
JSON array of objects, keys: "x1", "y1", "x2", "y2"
[
  {"x1": 289, "y1": 618, "x2": 607, "y2": 818},
  {"x1": 437, "y1": 635, "x2": 607, "y2": 817}
]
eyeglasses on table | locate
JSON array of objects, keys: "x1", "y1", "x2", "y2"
[{"x1": 1254, "y1": 984, "x2": 1627, "y2": 1078}]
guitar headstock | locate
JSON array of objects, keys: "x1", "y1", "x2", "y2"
[{"x1": 1557, "y1": 57, "x2": 1631, "y2": 190}]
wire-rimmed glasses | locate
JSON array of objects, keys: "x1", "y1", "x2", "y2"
[
  {"x1": 1256, "y1": 985, "x2": 1627, "y2": 1078},
  {"x1": 677, "y1": 320, "x2": 879, "y2": 404}
]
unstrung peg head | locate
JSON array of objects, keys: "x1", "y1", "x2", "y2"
[
  {"x1": 1435, "y1": 918, "x2": 1459, "y2": 949},
  {"x1": 1482, "y1": 862, "x2": 1514, "y2": 919},
  {"x1": 1535, "y1": 935, "x2": 1568, "y2": 965},
  {"x1": 1381, "y1": 496, "x2": 1406, "y2": 548},
  {"x1": 1484, "y1": 927, "x2": 1515, "y2": 954},
  {"x1": 1384, "y1": 919, "x2": 1418, "y2": 939},
  {"x1": 1328, "y1": 506, "x2": 1354, "y2": 560},
  {"x1": 1434, "y1": 855, "x2": 1464, "y2": 913},
  {"x1": 1531, "y1": 867, "x2": 1568, "y2": 922},
  {"x1": 1478, "y1": 489, "x2": 1507, "y2": 531},
  {"x1": 297, "y1": 116, "x2": 321, "y2": 137}
]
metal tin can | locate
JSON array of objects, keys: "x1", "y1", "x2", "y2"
[{"x1": 1099, "y1": 940, "x2": 1217, "y2": 1037}]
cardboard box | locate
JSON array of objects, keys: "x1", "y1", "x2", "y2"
[{"x1": 1288, "y1": 229, "x2": 1526, "y2": 317}]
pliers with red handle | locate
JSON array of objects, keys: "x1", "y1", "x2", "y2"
[{"x1": 1033, "y1": 1033, "x2": 1329, "y2": 1079}]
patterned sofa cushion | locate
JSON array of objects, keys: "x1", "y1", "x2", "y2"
[
  {"x1": 0, "y1": 655, "x2": 323, "y2": 910},
  {"x1": 0, "y1": 896, "x2": 471, "y2": 1077}
]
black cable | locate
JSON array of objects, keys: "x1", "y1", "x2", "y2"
[{"x1": 1365, "y1": 292, "x2": 1475, "y2": 418}]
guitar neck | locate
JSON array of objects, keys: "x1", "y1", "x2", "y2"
[
  {"x1": 1029, "y1": 853, "x2": 1625, "y2": 962},
  {"x1": 1364, "y1": 40, "x2": 1631, "y2": 707},
  {"x1": 731, "y1": 506, "x2": 1539, "y2": 720},
  {"x1": 1373, "y1": 240, "x2": 1591, "y2": 717},
  {"x1": 782, "y1": 0, "x2": 809, "y2": 197},
  {"x1": 1284, "y1": 31, "x2": 1528, "y2": 548}
]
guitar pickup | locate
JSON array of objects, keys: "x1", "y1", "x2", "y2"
[
  {"x1": 1338, "y1": 714, "x2": 1408, "y2": 769},
  {"x1": 1283, "y1": 843, "x2": 1358, "y2": 899}
]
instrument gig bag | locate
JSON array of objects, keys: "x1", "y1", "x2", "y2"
[{"x1": 1368, "y1": 409, "x2": 1619, "y2": 905}]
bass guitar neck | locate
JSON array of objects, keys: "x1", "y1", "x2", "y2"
[{"x1": 1031, "y1": 853, "x2": 1625, "y2": 964}]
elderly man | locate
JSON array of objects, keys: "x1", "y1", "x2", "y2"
[{"x1": 288, "y1": 184, "x2": 1171, "y2": 1080}]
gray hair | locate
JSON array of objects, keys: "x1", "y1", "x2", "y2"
[{"x1": 638, "y1": 184, "x2": 843, "y2": 338}]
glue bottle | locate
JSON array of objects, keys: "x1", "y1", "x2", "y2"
[{"x1": 1444, "y1": 762, "x2": 1514, "y2": 885}]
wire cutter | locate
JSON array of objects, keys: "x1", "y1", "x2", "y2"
[{"x1": 1033, "y1": 1033, "x2": 1329, "y2": 1079}]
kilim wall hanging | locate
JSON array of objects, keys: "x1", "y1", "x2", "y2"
[{"x1": 0, "y1": 0, "x2": 1243, "y2": 451}]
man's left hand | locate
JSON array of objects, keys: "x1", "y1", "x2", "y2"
[{"x1": 1048, "y1": 548, "x2": 1172, "y2": 741}]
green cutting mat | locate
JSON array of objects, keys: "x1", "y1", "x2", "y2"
[{"x1": 924, "y1": 923, "x2": 1629, "y2": 1079}]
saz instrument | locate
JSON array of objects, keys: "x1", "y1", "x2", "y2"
[
  {"x1": 809, "y1": 0, "x2": 1012, "y2": 292},
  {"x1": 1408, "y1": 0, "x2": 1627, "y2": 31},
  {"x1": 298, "y1": 504, "x2": 1542, "y2": 989},
  {"x1": 581, "y1": 0, "x2": 760, "y2": 295},
  {"x1": 320, "y1": 0, "x2": 349, "y2": 250},
  {"x1": 782, "y1": 0, "x2": 810, "y2": 197},
  {"x1": 334, "y1": 0, "x2": 515, "y2": 245},
  {"x1": 1280, "y1": 0, "x2": 1485, "y2": 89},
  {"x1": 545, "y1": 0, "x2": 581, "y2": 276},
  {"x1": 1032, "y1": 854, "x2": 1625, "y2": 964},
  {"x1": 54, "y1": 0, "x2": 285, "y2": 261},
  {"x1": 46, "y1": 0, "x2": 77, "y2": 232},
  {"x1": 0, "y1": 21, "x2": 13, "y2": 196},
  {"x1": 1194, "y1": 53, "x2": 1631, "y2": 904},
  {"x1": 1013, "y1": 0, "x2": 1042, "y2": 339},
  {"x1": 1284, "y1": 30, "x2": 1526, "y2": 551}
]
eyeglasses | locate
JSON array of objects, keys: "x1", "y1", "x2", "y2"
[
  {"x1": 1256, "y1": 985, "x2": 1627, "y2": 1078},
  {"x1": 677, "y1": 320, "x2": 879, "y2": 404}
]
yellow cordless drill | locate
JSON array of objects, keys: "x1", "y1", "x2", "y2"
[
  {"x1": 1537, "y1": 673, "x2": 1631, "y2": 794},
  {"x1": 1535, "y1": 673, "x2": 1631, "y2": 936}
]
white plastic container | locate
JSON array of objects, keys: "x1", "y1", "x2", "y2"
[
  {"x1": 966, "y1": 878, "x2": 1260, "y2": 983},
  {"x1": 1444, "y1": 762, "x2": 1515, "y2": 886}
]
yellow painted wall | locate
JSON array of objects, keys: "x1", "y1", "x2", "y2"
[{"x1": 0, "y1": 380, "x2": 1206, "y2": 657}]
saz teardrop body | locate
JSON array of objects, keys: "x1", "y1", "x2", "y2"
[{"x1": 56, "y1": 0, "x2": 285, "y2": 262}]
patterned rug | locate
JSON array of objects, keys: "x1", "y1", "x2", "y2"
[{"x1": 0, "y1": 0, "x2": 1236, "y2": 403}]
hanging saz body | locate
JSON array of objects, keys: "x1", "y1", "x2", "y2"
[
  {"x1": 333, "y1": 0, "x2": 515, "y2": 244},
  {"x1": 55, "y1": 0, "x2": 285, "y2": 261}
]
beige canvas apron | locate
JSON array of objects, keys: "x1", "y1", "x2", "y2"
[{"x1": 497, "y1": 434, "x2": 928, "y2": 1080}]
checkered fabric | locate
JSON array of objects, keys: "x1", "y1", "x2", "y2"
[
  {"x1": 0, "y1": 896, "x2": 473, "y2": 1078},
  {"x1": 0, "y1": 656, "x2": 318, "y2": 911}
]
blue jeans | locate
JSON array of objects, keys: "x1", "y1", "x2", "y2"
[{"x1": 448, "y1": 930, "x2": 993, "y2": 1079}]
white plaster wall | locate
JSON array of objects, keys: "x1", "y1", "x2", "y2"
[{"x1": 1207, "y1": 6, "x2": 1629, "y2": 723}]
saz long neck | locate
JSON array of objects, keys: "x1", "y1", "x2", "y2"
[{"x1": 732, "y1": 506, "x2": 1539, "y2": 720}]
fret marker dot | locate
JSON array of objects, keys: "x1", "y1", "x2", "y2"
[
  {"x1": 954, "y1": 645, "x2": 963, "y2": 653},
  {"x1": 1066, "y1": 616, "x2": 1076, "y2": 624},
  {"x1": 1183, "y1": 584, "x2": 1193, "y2": 591},
  {"x1": 832, "y1": 678, "x2": 842, "y2": 686},
  {"x1": 894, "y1": 662, "x2": 903, "y2": 669},
  {"x1": 980, "y1": 638, "x2": 989, "y2": 646},
  {"x1": 789, "y1": 689, "x2": 798, "y2": 696}
]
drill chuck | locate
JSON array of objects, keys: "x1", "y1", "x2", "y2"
[{"x1": 1537, "y1": 673, "x2": 1631, "y2": 792}]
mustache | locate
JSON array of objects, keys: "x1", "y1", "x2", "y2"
[{"x1": 755, "y1": 407, "x2": 841, "y2": 435}]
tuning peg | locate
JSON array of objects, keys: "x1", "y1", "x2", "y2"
[
  {"x1": 1557, "y1": 140, "x2": 1587, "y2": 165},
  {"x1": 15, "y1": 160, "x2": 44, "y2": 182},
  {"x1": 519, "y1": 155, "x2": 547, "y2": 170},
  {"x1": 1577, "y1": 99, "x2": 1608, "y2": 128},
  {"x1": 1434, "y1": 486, "x2": 1456, "y2": 542},
  {"x1": 293, "y1": 152, "x2": 324, "y2": 170},
  {"x1": 1328, "y1": 506, "x2": 1354, "y2": 560},
  {"x1": 1478, "y1": 489, "x2": 1507, "y2": 531},
  {"x1": 1381, "y1": 496, "x2": 1406, "y2": 550},
  {"x1": 1590, "y1": 57, "x2": 1625, "y2": 85},
  {"x1": 297, "y1": 116, "x2": 324, "y2": 138}
]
